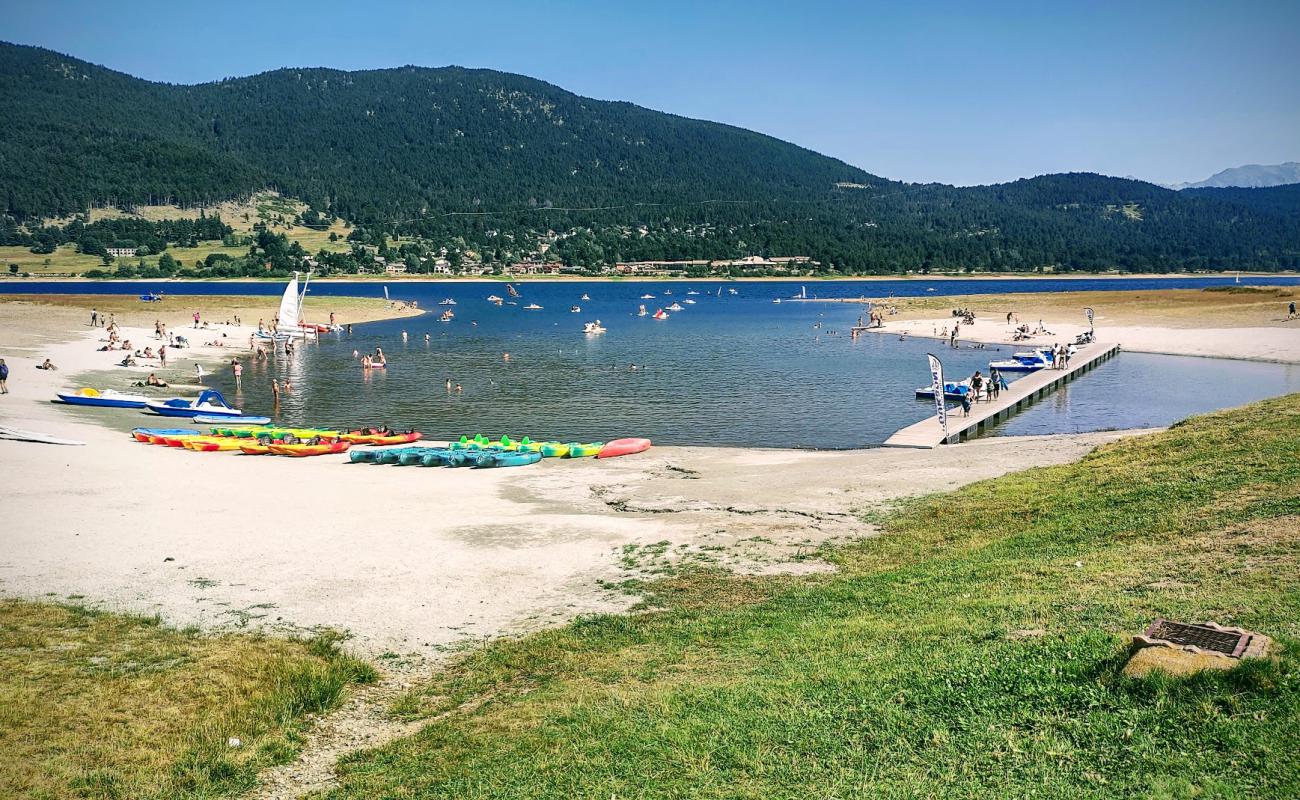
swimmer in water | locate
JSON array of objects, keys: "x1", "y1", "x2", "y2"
[
  {"x1": 402, "y1": 330, "x2": 408, "y2": 341},
  {"x1": 503, "y1": 352, "x2": 510, "y2": 361},
  {"x1": 424, "y1": 333, "x2": 430, "y2": 342}
]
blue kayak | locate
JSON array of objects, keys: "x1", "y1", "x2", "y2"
[{"x1": 472, "y1": 450, "x2": 542, "y2": 468}]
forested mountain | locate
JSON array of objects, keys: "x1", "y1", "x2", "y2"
[{"x1": 2, "y1": 42, "x2": 1298, "y2": 273}]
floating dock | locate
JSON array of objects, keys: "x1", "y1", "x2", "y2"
[{"x1": 882, "y1": 341, "x2": 1121, "y2": 448}]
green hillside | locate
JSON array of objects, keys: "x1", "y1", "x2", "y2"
[{"x1": 2, "y1": 42, "x2": 1298, "y2": 273}]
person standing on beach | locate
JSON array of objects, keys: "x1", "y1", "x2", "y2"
[
  {"x1": 193, "y1": 311, "x2": 200, "y2": 328},
  {"x1": 1290, "y1": 301, "x2": 1296, "y2": 320},
  {"x1": 158, "y1": 345, "x2": 167, "y2": 368},
  {"x1": 90, "y1": 309, "x2": 98, "y2": 327},
  {"x1": 232, "y1": 359, "x2": 243, "y2": 389},
  {"x1": 0, "y1": 358, "x2": 8, "y2": 394}
]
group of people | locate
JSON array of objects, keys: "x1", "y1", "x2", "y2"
[
  {"x1": 957, "y1": 367, "x2": 1006, "y2": 416},
  {"x1": 359, "y1": 346, "x2": 386, "y2": 369}
]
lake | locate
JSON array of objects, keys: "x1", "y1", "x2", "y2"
[{"x1": 9, "y1": 277, "x2": 1298, "y2": 447}]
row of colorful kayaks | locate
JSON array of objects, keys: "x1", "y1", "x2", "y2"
[
  {"x1": 349, "y1": 435, "x2": 651, "y2": 468},
  {"x1": 130, "y1": 425, "x2": 424, "y2": 457}
]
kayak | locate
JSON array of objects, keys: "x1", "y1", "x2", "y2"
[
  {"x1": 399, "y1": 448, "x2": 452, "y2": 466},
  {"x1": 597, "y1": 438, "x2": 652, "y2": 459},
  {"x1": 420, "y1": 451, "x2": 454, "y2": 467},
  {"x1": 132, "y1": 427, "x2": 192, "y2": 443},
  {"x1": 195, "y1": 414, "x2": 271, "y2": 425},
  {"x1": 448, "y1": 448, "x2": 501, "y2": 467},
  {"x1": 565, "y1": 442, "x2": 604, "y2": 458},
  {"x1": 341, "y1": 431, "x2": 422, "y2": 445},
  {"x1": 240, "y1": 442, "x2": 273, "y2": 455},
  {"x1": 539, "y1": 442, "x2": 571, "y2": 458},
  {"x1": 56, "y1": 388, "x2": 149, "y2": 408},
  {"x1": 267, "y1": 440, "x2": 352, "y2": 457},
  {"x1": 184, "y1": 437, "x2": 245, "y2": 452},
  {"x1": 472, "y1": 450, "x2": 542, "y2": 468},
  {"x1": 377, "y1": 447, "x2": 419, "y2": 464},
  {"x1": 0, "y1": 425, "x2": 86, "y2": 446}
]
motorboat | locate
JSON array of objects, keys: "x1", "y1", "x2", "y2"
[
  {"x1": 637, "y1": 305, "x2": 648, "y2": 317},
  {"x1": 487, "y1": 294, "x2": 504, "y2": 304},
  {"x1": 570, "y1": 305, "x2": 582, "y2": 313},
  {"x1": 145, "y1": 390, "x2": 244, "y2": 418},
  {"x1": 439, "y1": 310, "x2": 455, "y2": 322},
  {"x1": 652, "y1": 308, "x2": 669, "y2": 320},
  {"x1": 524, "y1": 303, "x2": 543, "y2": 310},
  {"x1": 666, "y1": 302, "x2": 684, "y2": 311},
  {"x1": 438, "y1": 298, "x2": 457, "y2": 305},
  {"x1": 640, "y1": 294, "x2": 656, "y2": 299},
  {"x1": 686, "y1": 290, "x2": 699, "y2": 295},
  {"x1": 728, "y1": 288, "x2": 738, "y2": 295},
  {"x1": 583, "y1": 321, "x2": 607, "y2": 334},
  {"x1": 580, "y1": 293, "x2": 591, "y2": 301},
  {"x1": 682, "y1": 298, "x2": 696, "y2": 305},
  {"x1": 990, "y1": 351, "x2": 1051, "y2": 373},
  {"x1": 56, "y1": 388, "x2": 149, "y2": 408},
  {"x1": 772, "y1": 298, "x2": 782, "y2": 304},
  {"x1": 915, "y1": 381, "x2": 972, "y2": 401}
]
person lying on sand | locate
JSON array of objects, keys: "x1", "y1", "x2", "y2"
[
  {"x1": 119, "y1": 355, "x2": 138, "y2": 367},
  {"x1": 134, "y1": 373, "x2": 169, "y2": 388},
  {"x1": 36, "y1": 358, "x2": 57, "y2": 371}
]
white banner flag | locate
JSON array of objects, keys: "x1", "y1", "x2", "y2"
[
  {"x1": 927, "y1": 353, "x2": 949, "y2": 440},
  {"x1": 1085, "y1": 306, "x2": 1094, "y2": 328}
]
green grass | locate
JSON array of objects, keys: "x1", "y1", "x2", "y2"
[
  {"x1": 0, "y1": 601, "x2": 375, "y2": 799},
  {"x1": 324, "y1": 396, "x2": 1300, "y2": 799}
]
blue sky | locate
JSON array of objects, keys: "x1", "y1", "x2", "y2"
[{"x1": 5, "y1": 0, "x2": 1298, "y2": 185}]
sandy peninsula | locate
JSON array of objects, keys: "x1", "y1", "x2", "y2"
[{"x1": 865, "y1": 286, "x2": 1300, "y2": 363}]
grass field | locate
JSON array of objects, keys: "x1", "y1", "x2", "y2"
[
  {"x1": 0, "y1": 602, "x2": 375, "y2": 799},
  {"x1": 323, "y1": 396, "x2": 1300, "y2": 799}
]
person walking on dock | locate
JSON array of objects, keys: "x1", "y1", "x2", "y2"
[{"x1": 989, "y1": 366, "x2": 1002, "y2": 399}]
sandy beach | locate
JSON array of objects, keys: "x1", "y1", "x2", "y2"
[
  {"x1": 1, "y1": 294, "x2": 1150, "y2": 658},
  {"x1": 866, "y1": 287, "x2": 1300, "y2": 363}
]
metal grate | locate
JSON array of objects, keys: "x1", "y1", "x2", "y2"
[{"x1": 1144, "y1": 619, "x2": 1250, "y2": 657}]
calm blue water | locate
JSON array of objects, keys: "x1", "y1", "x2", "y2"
[
  {"x1": 1, "y1": 275, "x2": 1297, "y2": 300},
  {"x1": 10, "y1": 278, "x2": 1297, "y2": 446}
]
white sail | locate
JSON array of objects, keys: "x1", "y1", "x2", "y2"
[{"x1": 276, "y1": 273, "x2": 300, "y2": 332}]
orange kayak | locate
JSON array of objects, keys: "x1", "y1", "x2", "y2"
[
  {"x1": 597, "y1": 438, "x2": 652, "y2": 459},
  {"x1": 341, "y1": 431, "x2": 423, "y2": 445},
  {"x1": 267, "y1": 440, "x2": 353, "y2": 457},
  {"x1": 240, "y1": 443, "x2": 273, "y2": 455}
]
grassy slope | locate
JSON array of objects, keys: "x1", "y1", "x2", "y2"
[
  {"x1": 3, "y1": 192, "x2": 351, "y2": 276},
  {"x1": 0, "y1": 602, "x2": 375, "y2": 799},
  {"x1": 326, "y1": 397, "x2": 1300, "y2": 799}
]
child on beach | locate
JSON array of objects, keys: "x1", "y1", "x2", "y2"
[{"x1": 232, "y1": 359, "x2": 243, "y2": 389}]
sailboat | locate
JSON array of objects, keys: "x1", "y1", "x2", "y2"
[{"x1": 258, "y1": 272, "x2": 317, "y2": 341}]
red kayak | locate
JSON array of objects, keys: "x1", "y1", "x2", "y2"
[{"x1": 597, "y1": 438, "x2": 652, "y2": 459}]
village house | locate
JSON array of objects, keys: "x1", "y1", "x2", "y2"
[{"x1": 106, "y1": 246, "x2": 138, "y2": 258}]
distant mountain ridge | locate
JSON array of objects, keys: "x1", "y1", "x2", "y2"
[
  {"x1": 1, "y1": 41, "x2": 1298, "y2": 272},
  {"x1": 1170, "y1": 163, "x2": 1300, "y2": 190}
]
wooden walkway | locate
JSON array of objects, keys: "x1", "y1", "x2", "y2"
[{"x1": 882, "y1": 341, "x2": 1122, "y2": 449}]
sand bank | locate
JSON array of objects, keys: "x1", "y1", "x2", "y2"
[
  {"x1": 870, "y1": 287, "x2": 1300, "y2": 363},
  {"x1": 0, "y1": 298, "x2": 1147, "y2": 656}
]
